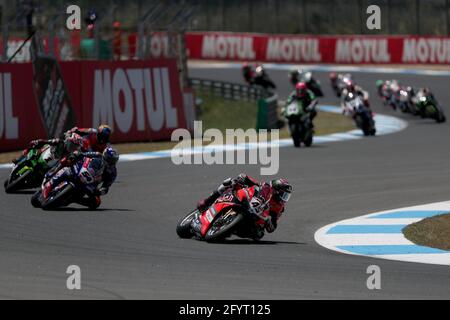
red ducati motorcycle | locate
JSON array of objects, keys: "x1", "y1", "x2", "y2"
[{"x1": 176, "y1": 188, "x2": 269, "y2": 242}]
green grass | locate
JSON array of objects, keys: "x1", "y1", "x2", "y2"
[
  {"x1": 198, "y1": 90, "x2": 258, "y2": 133},
  {"x1": 403, "y1": 214, "x2": 450, "y2": 251}
]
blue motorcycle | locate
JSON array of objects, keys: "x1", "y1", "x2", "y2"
[{"x1": 31, "y1": 156, "x2": 105, "y2": 210}]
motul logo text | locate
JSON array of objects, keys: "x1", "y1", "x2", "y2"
[
  {"x1": 266, "y1": 38, "x2": 321, "y2": 62},
  {"x1": 202, "y1": 35, "x2": 256, "y2": 60},
  {"x1": 402, "y1": 38, "x2": 450, "y2": 63},
  {"x1": 93, "y1": 68, "x2": 178, "y2": 133},
  {"x1": 0, "y1": 73, "x2": 19, "y2": 140},
  {"x1": 335, "y1": 39, "x2": 390, "y2": 63}
]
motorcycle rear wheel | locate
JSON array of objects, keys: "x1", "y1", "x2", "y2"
[
  {"x1": 205, "y1": 210, "x2": 244, "y2": 242},
  {"x1": 176, "y1": 210, "x2": 198, "y2": 239}
]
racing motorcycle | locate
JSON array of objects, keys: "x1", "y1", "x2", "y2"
[
  {"x1": 344, "y1": 92, "x2": 376, "y2": 136},
  {"x1": 289, "y1": 70, "x2": 324, "y2": 97},
  {"x1": 330, "y1": 73, "x2": 353, "y2": 98},
  {"x1": 284, "y1": 100, "x2": 317, "y2": 148},
  {"x1": 177, "y1": 190, "x2": 270, "y2": 242},
  {"x1": 398, "y1": 88, "x2": 419, "y2": 115},
  {"x1": 31, "y1": 155, "x2": 106, "y2": 210},
  {"x1": 4, "y1": 144, "x2": 59, "y2": 193},
  {"x1": 244, "y1": 65, "x2": 276, "y2": 92},
  {"x1": 417, "y1": 95, "x2": 446, "y2": 123}
]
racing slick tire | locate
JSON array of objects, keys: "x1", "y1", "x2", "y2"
[
  {"x1": 176, "y1": 210, "x2": 198, "y2": 239},
  {"x1": 5, "y1": 170, "x2": 33, "y2": 194}
]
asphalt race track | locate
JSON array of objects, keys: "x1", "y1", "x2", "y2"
[{"x1": 1, "y1": 64, "x2": 450, "y2": 299}]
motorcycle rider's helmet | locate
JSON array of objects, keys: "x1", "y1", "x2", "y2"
[
  {"x1": 346, "y1": 80, "x2": 355, "y2": 92},
  {"x1": 329, "y1": 72, "x2": 338, "y2": 81},
  {"x1": 64, "y1": 133, "x2": 83, "y2": 153},
  {"x1": 271, "y1": 179, "x2": 293, "y2": 203},
  {"x1": 422, "y1": 87, "x2": 431, "y2": 96},
  {"x1": 296, "y1": 82, "x2": 308, "y2": 98},
  {"x1": 103, "y1": 147, "x2": 119, "y2": 166},
  {"x1": 376, "y1": 80, "x2": 384, "y2": 89},
  {"x1": 97, "y1": 125, "x2": 112, "y2": 144},
  {"x1": 255, "y1": 65, "x2": 265, "y2": 77},
  {"x1": 406, "y1": 86, "x2": 415, "y2": 96}
]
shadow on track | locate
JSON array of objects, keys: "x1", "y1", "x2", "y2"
[
  {"x1": 42, "y1": 208, "x2": 135, "y2": 213},
  {"x1": 211, "y1": 239, "x2": 307, "y2": 246},
  {"x1": 6, "y1": 190, "x2": 36, "y2": 195}
]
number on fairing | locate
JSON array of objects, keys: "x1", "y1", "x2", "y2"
[
  {"x1": 286, "y1": 103, "x2": 299, "y2": 116},
  {"x1": 79, "y1": 167, "x2": 94, "y2": 184}
]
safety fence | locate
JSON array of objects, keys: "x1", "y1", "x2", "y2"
[{"x1": 188, "y1": 78, "x2": 265, "y2": 102}]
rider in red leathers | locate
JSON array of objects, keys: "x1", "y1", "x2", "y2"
[
  {"x1": 67, "y1": 124, "x2": 112, "y2": 153},
  {"x1": 195, "y1": 175, "x2": 292, "y2": 240}
]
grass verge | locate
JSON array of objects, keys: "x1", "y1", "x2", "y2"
[
  {"x1": 403, "y1": 213, "x2": 450, "y2": 251},
  {"x1": 0, "y1": 90, "x2": 354, "y2": 164}
]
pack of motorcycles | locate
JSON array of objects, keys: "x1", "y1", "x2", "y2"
[
  {"x1": 244, "y1": 65, "x2": 446, "y2": 147},
  {"x1": 4, "y1": 132, "x2": 110, "y2": 211},
  {"x1": 3, "y1": 65, "x2": 447, "y2": 243}
]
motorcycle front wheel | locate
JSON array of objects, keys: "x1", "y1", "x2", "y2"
[
  {"x1": 205, "y1": 210, "x2": 244, "y2": 242},
  {"x1": 176, "y1": 210, "x2": 198, "y2": 239},
  {"x1": 41, "y1": 184, "x2": 74, "y2": 210},
  {"x1": 5, "y1": 170, "x2": 33, "y2": 194}
]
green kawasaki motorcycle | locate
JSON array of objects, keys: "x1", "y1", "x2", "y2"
[
  {"x1": 4, "y1": 145, "x2": 59, "y2": 193},
  {"x1": 417, "y1": 95, "x2": 446, "y2": 123},
  {"x1": 284, "y1": 100, "x2": 317, "y2": 148}
]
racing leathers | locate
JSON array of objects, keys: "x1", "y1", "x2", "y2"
[
  {"x1": 67, "y1": 127, "x2": 108, "y2": 153},
  {"x1": 341, "y1": 86, "x2": 370, "y2": 115},
  {"x1": 284, "y1": 89, "x2": 318, "y2": 125}
]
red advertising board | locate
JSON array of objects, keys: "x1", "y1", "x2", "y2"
[
  {"x1": 0, "y1": 59, "x2": 188, "y2": 152},
  {"x1": 185, "y1": 32, "x2": 450, "y2": 65}
]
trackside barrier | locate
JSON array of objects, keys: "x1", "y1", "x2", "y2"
[
  {"x1": 189, "y1": 78, "x2": 264, "y2": 101},
  {"x1": 0, "y1": 58, "x2": 190, "y2": 152},
  {"x1": 256, "y1": 94, "x2": 280, "y2": 130},
  {"x1": 185, "y1": 32, "x2": 450, "y2": 65}
]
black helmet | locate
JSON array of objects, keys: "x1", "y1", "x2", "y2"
[{"x1": 271, "y1": 179, "x2": 293, "y2": 203}]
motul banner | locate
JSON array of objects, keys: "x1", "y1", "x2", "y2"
[
  {"x1": 185, "y1": 32, "x2": 450, "y2": 64},
  {"x1": 0, "y1": 59, "x2": 188, "y2": 152},
  {"x1": 76, "y1": 59, "x2": 187, "y2": 143}
]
